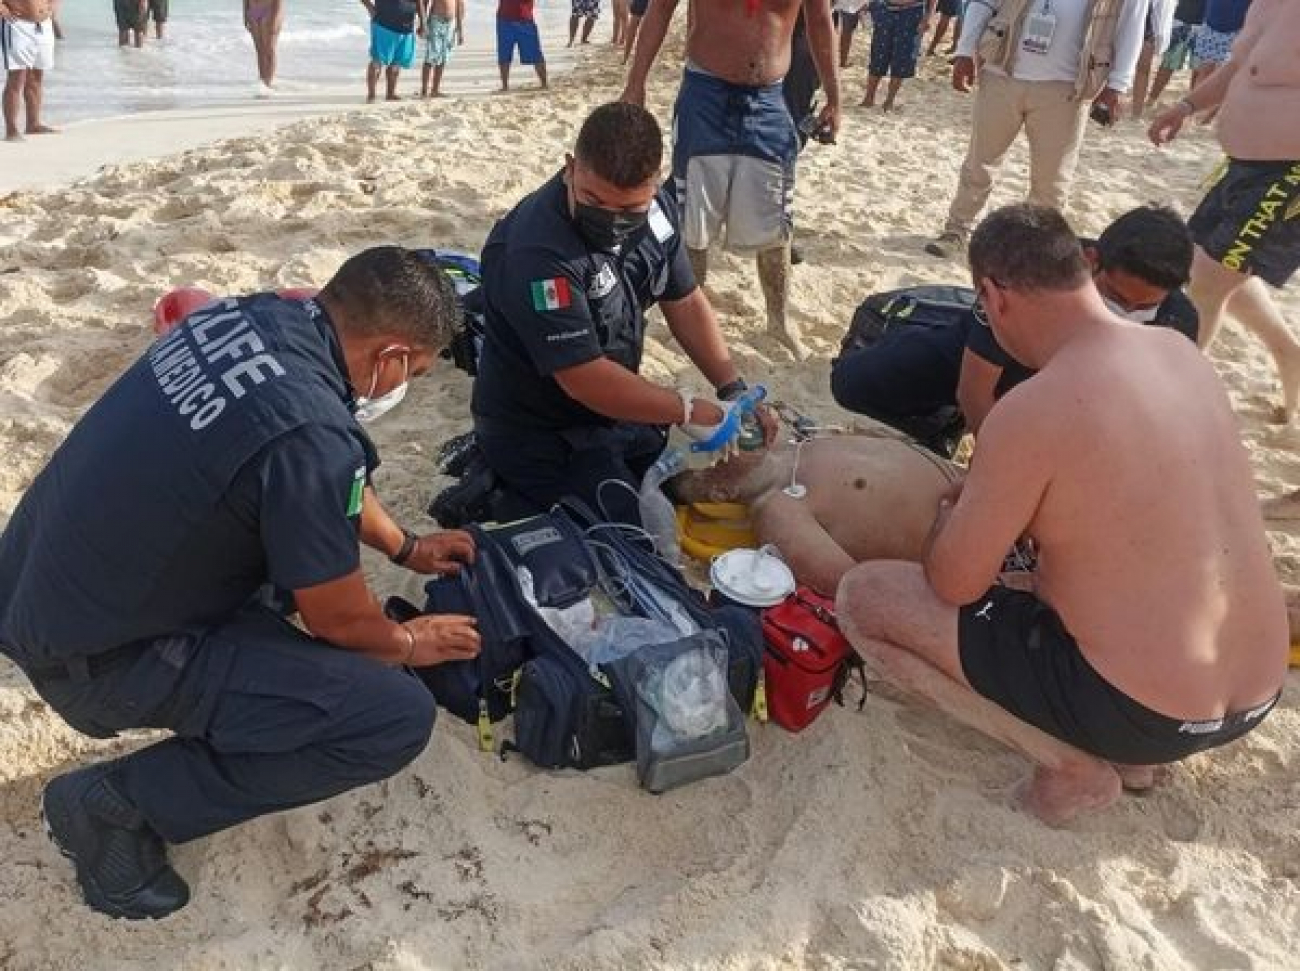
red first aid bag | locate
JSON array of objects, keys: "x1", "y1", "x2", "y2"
[{"x1": 760, "y1": 587, "x2": 856, "y2": 732}]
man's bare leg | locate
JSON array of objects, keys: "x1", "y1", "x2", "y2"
[
  {"x1": 881, "y1": 77, "x2": 905, "y2": 112},
  {"x1": 927, "y1": 16, "x2": 951, "y2": 56},
  {"x1": 366, "y1": 61, "x2": 381, "y2": 102},
  {"x1": 623, "y1": 14, "x2": 642, "y2": 64},
  {"x1": 836, "y1": 561, "x2": 1123, "y2": 826},
  {"x1": 751, "y1": 495, "x2": 856, "y2": 596},
  {"x1": 534, "y1": 61, "x2": 548, "y2": 89},
  {"x1": 421, "y1": 62, "x2": 431, "y2": 97},
  {"x1": 499, "y1": 61, "x2": 510, "y2": 91},
  {"x1": 1189, "y1": 247, "x2": 1300, "y2": 423},
  {"x1": 1228, "y1": 278, "x2": 1300, "y2": 423},
  {"x1": 3, "y1": 70, "x2": 24, "y2": 141},
  {"x1": 757, "y1": 243, "x2": 807, "y2": 360},
  {"x1": 385, "y1": 64, "x2": 401, "y2": 101},
  {"x1": 1130, "y1": 41, "x2": 1155, "y2": 121},
  {"x1": 1147, "y1": 66, "x2": 1175, "y2": 108},
  {"x1": 23, "y1": 69, "x2": 55, "y2": 134},
  {"x1": 861, "y1": 73, "x2": 882, "y2": 108},
  {"x1": 432, "y1": 63, "x2": 445, "y2": 96}
]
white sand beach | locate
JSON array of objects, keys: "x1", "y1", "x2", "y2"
[{"x1": 0, "y1": 23, "x2": 1298, "y2": 971}]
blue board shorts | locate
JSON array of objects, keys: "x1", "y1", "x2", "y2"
[
  {"x1": 497, "y1": 17, "x2": 543, "y2": 65},
  {"x1": 370, "y1": 22, "x2": 416, "y2": 68},
  {"x1": 869, "y1": 4, "x2": 925, "y2": 79},
  {"x1": 1192, "y1": 26, "x2": 1236, "y2": 65},
  {"x1": 671, "y1": 64, "x2": 798, "y2": 253}
]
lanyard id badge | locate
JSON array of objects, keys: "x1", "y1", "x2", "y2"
[{"x1": 1021, "y1": 1, "x2": 1057, "y2": 57}]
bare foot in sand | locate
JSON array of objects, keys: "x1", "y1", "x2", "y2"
[
  {"x1": 1017, "y1": 762, "x2": 1122, "y2": 827},
  {"x1": 1264, "y1": 490, "x2": 1300, "y2": 521},
  {"x1": 1113, "y1": 763, "x2": 1170, "y2": 793},
  {"x1": 26, "y1": 124, "x2": 58, "y2": 135},
  {"x1": 5, "y1": 132, "x2": 23, "y2": 142},
  {"x1": 387, "y1": 94, "x2": 402, "y2": 102},
  {"x1": 1270, "y1": 353, "x2": 1300, "y2": 424}
]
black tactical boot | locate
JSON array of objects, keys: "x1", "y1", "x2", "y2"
[{"x1": 42, "y1": 763, "x2": 190, "y2": 920}]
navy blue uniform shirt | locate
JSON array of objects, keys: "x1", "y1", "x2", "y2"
[
  {"x1": 472, "y1": 173, "x2": 697, "y2": 431},
  {"x1": 0, "y1": 296, "x2": 376, "y2": 666}
]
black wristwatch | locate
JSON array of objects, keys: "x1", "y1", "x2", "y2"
[
  {"x1": 716, "y1": 378, "x2": 748, "y2": 402},
  {"x1": 390, "y1": 528, "x2": 419, "y2": 566}
]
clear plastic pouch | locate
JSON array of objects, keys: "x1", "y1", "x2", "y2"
[{"x1": 611, "y1": 632, "x2": 749, "y2": 793}]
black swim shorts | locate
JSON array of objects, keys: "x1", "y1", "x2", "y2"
[
  {"x1": 958, "y1": 586, "x2": 1280, "y2": 765},
  {"x1": 1188, "y1": 158, "x2": 1300, "y2": 288}
]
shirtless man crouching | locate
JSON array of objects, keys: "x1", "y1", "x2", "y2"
[
  {"x1": 620, "y1": 0, "x2": 840, "y2": 360},
  {"x1": 674, "y1": 432, "x2": 958, "y2": 595},
  {"x1": 1, "y1": 0, "x2": 58, "y2": 141},
  {"x1": 834, "y1": 204, "x2": 1288, "y2": 826}
]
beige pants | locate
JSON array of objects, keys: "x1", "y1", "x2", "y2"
[{"x1": 943, "y1": 70, "x2": 1091, "y2": 237}]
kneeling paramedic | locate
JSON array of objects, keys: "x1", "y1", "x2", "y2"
[
  {"x1": 472, "y1": 101, "x2": 774, "y2": 525},
  {"x1": 0, "y1": 247, "x2": 482, "y2": 919}
]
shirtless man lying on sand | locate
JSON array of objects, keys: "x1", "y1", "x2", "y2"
[
  {"x1": 674, "y1": 432, "x2": 958, "y2": 595},
  {"x1": 684, "y1": 205, "x2": 1289, "y2": 828}
]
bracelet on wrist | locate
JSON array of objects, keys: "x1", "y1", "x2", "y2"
[
  {"x1": 390, "y1": 527, "x2": 419, "y2": 566},
  {"x1": 398, "y1": 624, "x2": 416, "y2": 666},
  {"x1": 715, "y1": 378, "x2": 748, "y2": 402}
]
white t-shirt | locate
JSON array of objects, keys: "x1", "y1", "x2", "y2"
[
  {"x1": 1009, "y1": 0, "x2": 1095, "y2": 82},
  {"x1": 832, "y1": 0, "x2": 872, "y2": 13}
]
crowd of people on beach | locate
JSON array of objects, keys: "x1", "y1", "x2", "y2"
[{"x1": 0, "y1": 0, "x2": 1297, "y2": 928}]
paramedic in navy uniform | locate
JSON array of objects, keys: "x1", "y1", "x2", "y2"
[
  {"x1": 472, "y1": 101, "x2": 772, "y2": 524},
  {"x1": 0, "y1": 247, "x2": 482, "y2": 920}
]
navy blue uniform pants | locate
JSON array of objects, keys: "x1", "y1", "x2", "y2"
[
  {"x1": 478, "y1": 421, "x2": 668, "y2": 526},
  {"x1": 26, "y1": 606, "x2": 435, "y2": 844},
  {"x1": 830, "y1": 328, "x2": 967, "y2": 457}
]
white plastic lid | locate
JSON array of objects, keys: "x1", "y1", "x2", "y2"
[{"x1": 710, "y1": 547, "x2": 796, "y2": 608}]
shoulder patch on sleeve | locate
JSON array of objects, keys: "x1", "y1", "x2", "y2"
[
  {"x1": 346, "y1": 465, "x2": 366, "y2": 518},
  {"x1": 530, "y1": 277, "x2": 573, "y2": 312},
  {"x1": 648, "y1": 201, "x2": 675, "y2": 243}
]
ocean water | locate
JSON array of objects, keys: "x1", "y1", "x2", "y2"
[{"x1": 42, "y1": 0, "x2": 573, "y2": 125}]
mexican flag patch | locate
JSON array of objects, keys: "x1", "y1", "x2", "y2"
[
  {"x1": 346, "y1": 466, "x2": 366, "y2": 518},
  {"x1": 531, "y1": 277, "x2": 572, "y2": 312}
]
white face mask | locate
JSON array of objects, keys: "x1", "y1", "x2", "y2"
[
  {"x1": 1103, "y1": 295, "x2": 1161, "y2": 324},
  {"x1": 353, "y1": 350, "x2": 410, "y2": 424}
]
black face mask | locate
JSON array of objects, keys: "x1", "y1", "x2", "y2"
[{"x1": 573, "y1": 201, "x2": 649, "y2": 251}]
